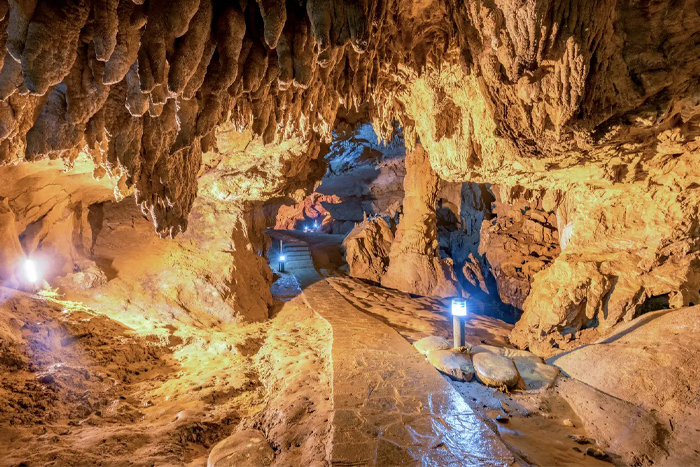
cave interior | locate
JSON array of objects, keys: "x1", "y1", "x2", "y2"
[{"x1": 1, "y1": 0, "x2": 699, "y2": 466}]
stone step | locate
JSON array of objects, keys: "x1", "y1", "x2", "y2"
[
  {"x1": 283, "y1": 260, "x2": 312, "y2": 266},
  {"x1": 281, "y1": 251, "x2": 309, "y2": 257},
  {"x1": 283, "y1": 246, "x2": 309, "y2": 252}
]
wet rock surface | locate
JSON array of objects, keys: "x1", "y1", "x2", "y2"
[
  {"x1": 551, "y1": 307, "x2": 700, "y2": 466},
  {"x1": 427, "y1": 348, "x2": 475, "y2": 382},
  {"x1": 296, "y1": 269, "x2": 516, "y2": 466},
  {"x1": 472, "y1": 352, "x2": 520, "y2": 389}
]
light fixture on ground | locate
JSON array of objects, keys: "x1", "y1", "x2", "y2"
[
  {"x1": 278, "y1": 240, "x2": 285, "y2": 272},
  {"x1": 451, "y1": 298, "x2": 467, "y2": 348},
  {"x1": 24, "y1": 258, "x2": 39, "y2": 284}
]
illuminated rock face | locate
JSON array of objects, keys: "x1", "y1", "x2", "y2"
[
  {"x1": 0, "y1": 0, "x2": 450, "y2": 237},
  {"x1": 0, "y1": 0, "x2": 699, "y2": 351},
  {"x1": 479, "y1": 185, "x2": 560, "y2": 310},
  {"x1": 381, "y1": 145, "x2": 462, "y2": 298}
]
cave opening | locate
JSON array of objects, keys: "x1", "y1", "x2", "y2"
[{"x1": 638, "y1": 293, "x2": 671, "y2": 315}]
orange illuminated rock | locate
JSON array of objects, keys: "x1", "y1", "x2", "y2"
[{"x1": 381, "y1": 145, "x2": 462, "y2": 298}]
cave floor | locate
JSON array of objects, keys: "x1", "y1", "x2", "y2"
[
  {"x1": 297, "y1": 268, "x2": 518, "y2": 466},
  {"x1": 272, "y1": 230, "x2": 622, "y2": 467},
  {"x1": 268, "y1": 231, "x2": 517, "y2": 465}
]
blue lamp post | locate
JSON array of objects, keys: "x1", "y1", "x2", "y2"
[{"x1": 278, "y1": 240, "x2": 285, "y2": 272}]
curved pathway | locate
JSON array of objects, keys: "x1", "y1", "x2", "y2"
[{"x1": 269, "y1": 231, "x2": 519, "y2": 466}]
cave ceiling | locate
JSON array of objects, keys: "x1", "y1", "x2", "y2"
[{"x1": 0, "y1": 0, "x2": 699, "y2": 237}]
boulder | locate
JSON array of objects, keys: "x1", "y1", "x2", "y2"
[
  {"x1": 343, "y1": 217, "x2": 394, "y2": 283},
  {"x1": 427, "y1": 349, "x2": 474, "y2": 382},
  {"x1": 471, "y1": 344, "x2": 557, "y2": 389},
  {"x1": 413, "y1": 335, "x2": 451, "y2": 355},
  {"x1": 472, "y1": 352, "x2": 520, "y2": 388},
  {"x1": 207, "y1": 429, "x2": 275, "y2": 467},
  {"x1": 470, "y1": 344, "x2": 542, "y2": 363},
  {"x1": 557, "y1": 378, "x2": 669, "y2": 467},
  {"x1": 513, "y1": 359, "x2": 560, "y2": 390}
]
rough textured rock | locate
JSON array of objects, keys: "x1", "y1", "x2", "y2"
[
  {"x1": 437, "y1": 182, "x2": 495, "y2": 296},
  {"x1": 207, "y1": 430, "x2": 275, "y2": 467},
  {"x1": 271, "y1": 123, "x2": 406, "y2": 234},
  {"x1": 0, "y1": 0, "x2": 698, "y2": 351},
  {"x1": 342, "y1": 217, "x2": 394, "y2": 283},
  {"x1": 479, "y1": 186, "x2": 560, "y2": 309},
  {"x1": 0, "y1": 156, "x2": 115, "y2": 289},
  {"x1": 0, "y1": 149, "x2": 275, "y2": 324},
  {"x1": 0, "y1": 0, "x2": 452, "y2": 237},
  {"x1": 381, "y1": 145, "x2": 462, "y2": 298},
  {"x1": 472, "y1": 352, "x2": 520, "y2": 389},
  {"x1": 511, "y1": 184, "x2": 700, "y2": 355},
  {"x1": 550, "y1": 307, "x2": 700, "y2": 466},
  {"x1": 427, "y1": 348, "x2": 474, "y2": 382}
]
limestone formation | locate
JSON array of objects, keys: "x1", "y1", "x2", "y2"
[
  {"x1": 478, "y1": 186, "x2": 560, "y2": 309},
  {"x1": 343, "y1": 217, "x2": 394, "y2": 283},
  {"x1": 0, "y1": 0, "x2": 697, "y2": 354},
  {"x1": 427, "y1": 349, "x2": 475, "y2": 382},
  {"x1": 381, "y1": 145, "x2": 462, "y2": 298}
]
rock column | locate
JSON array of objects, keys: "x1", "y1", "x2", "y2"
[{"x1": 381, "y1": 144, "x2": 461, "y2": 297}]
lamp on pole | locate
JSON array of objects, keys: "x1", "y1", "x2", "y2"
[
  {"x1": 279, "y1": 240, "x2": 285, "y2": 272},
  {"x1": 451, "y1": 298, "x2": 467, "y2": 348}
]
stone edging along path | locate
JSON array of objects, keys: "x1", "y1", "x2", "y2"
[{"x1": 294, "y1": 268, "x2": 519, "y2": 467}]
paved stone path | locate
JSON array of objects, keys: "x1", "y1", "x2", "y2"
[{"x1": 269, "y1": 232, "x2": 518, "y2": 466}]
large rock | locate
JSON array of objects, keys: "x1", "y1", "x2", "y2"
[
  {"x1": 381, "y1": 145, "x2": 462, "y2": 298},
  {"x1": 207, "y1": 430, "x2": 275, "y2": 467},
  {"x1": 550, "y1": 308, "x2": 700, "y2": 466},
  {"x1": 478, "y1": 186, "x2": 560, "y2": 309},
  {"x1": 471, "y1": 344, "x2": 559, "y2": 389},
  {"x1": 472, "y1": 352, "x2": 520, "y2": 389},
  {"x1": 343, "y1": 217, "x2": 394, "y2": 283},
  {"x1": 427, "y1": 349, "x2": 474, "y2": 382},
  {"x1": 557, "y1": 378, "x2": 670, "y2": 467}
]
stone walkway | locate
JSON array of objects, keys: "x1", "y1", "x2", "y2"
[
  {"x1": 267, "y1": 230, "x2": 518, "y2": 466},
  {"x1": 296, "y1": 272, "x2": 517, "y2": 466}
]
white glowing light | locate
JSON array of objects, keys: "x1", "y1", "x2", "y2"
[
  {"x1": 24, "y1": 259, "x2": 39, "y2": 284},
  {"x1": 451, "y1": 298, "x2": 467, "y2": 317},
  {"x1": 279, "y1": 255, "x2": 286, "y2": 261}
]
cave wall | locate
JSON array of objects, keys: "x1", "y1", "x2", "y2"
[
  {"x1": 0, "y1": 0, "x2": 698, "y2": 354},
  {"x1": 0, "y1": 156, "x2": 116, "y2": 289},
  {"x1": 479, "y1": 185, "x2": 560, "y2": 309}
]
